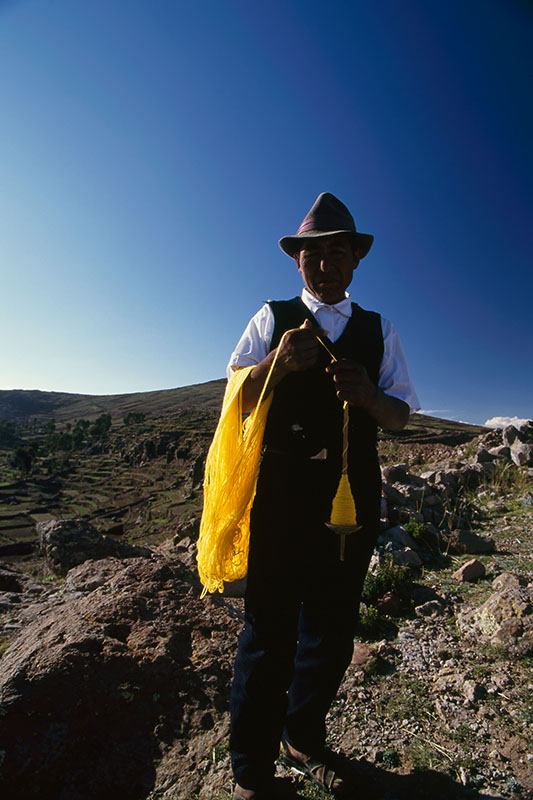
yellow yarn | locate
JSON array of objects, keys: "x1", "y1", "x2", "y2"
[
  {"x1": 197, "y1": 366, "x2": 273, "y2": 596},
  {"x1": 329, "y1": 473, "x2": 357, "y2": 526},
  {"x1": 197, "y1": 330, "x2": 363, "y2": 592}
]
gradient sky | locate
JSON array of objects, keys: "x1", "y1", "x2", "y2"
[{"x1": 1, "y1": 0, "x2": 532, "y2": 426}]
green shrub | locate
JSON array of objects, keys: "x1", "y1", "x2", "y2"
[
  {"x1": 10, "y1": 446, "x2": 33, "y2": 474},
  {"x1": 358, "y1": 604, "x2": 379, "y2": 636},
  {"x1": 124, "y1": 412, "x2": 146, "y2": 426},
  {"x1": 381, "y1": 748, "x2": 401, "y2": 768},
  {"x1": 404, "y1": 518, "x2": 428, "y2": 540},
  {"x1": 0, "y1": 421, "x2": 17, "y2": 445},
  {"x1": 403, "y1": 518, "x2": 439, "y2": 553},
  {"x1": 362, "y1": 554, "x2": 410, "y2": 606}
]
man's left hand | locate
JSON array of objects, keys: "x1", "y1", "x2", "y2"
[
  {"x1": 325, "y1": 359, "x2": 377, "y2": 410},
  {"x1": 326, "y1": 358, "x2": 410, "y2": 430}
]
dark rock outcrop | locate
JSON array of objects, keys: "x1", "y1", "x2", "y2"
[
  {"x1": 37, "y1": 519, "x2": 152, "y2": 576},
  {"x1": 0, "y1": 556, "x2": 241, "y2": 800}
]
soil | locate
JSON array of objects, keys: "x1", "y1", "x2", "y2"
[{"x1": 0, "y1": 391, "x2": 531, "y2": 800}]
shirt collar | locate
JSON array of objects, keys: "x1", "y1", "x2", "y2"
[{"x1": 301, "y1": 288, "x2": 352, "y2": 318}]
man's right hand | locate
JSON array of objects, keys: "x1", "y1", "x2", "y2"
[
  {"x1": 275, "y1": 318, "x2": 324, "y2": 374},
  {"x1": 240, "y1": 319, "x2": 326, "y2": 412}
]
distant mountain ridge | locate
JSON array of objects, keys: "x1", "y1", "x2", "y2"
[
  {"x1": 0, "y1": 381, "x2": 227, "y2": 423},
  {"x1": 0, "y1": 383, "x2": 488, "y2": 444}
]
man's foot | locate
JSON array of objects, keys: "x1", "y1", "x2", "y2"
[
  {"x1": 233, "y1": 785, "x2": 256, "y2": 800},
  {"x1": 233, "y1": 780, "x2": 296, "y2": 799},
  {"x1": 280, "y1": 740, "x2": 345, "y2": 795}
]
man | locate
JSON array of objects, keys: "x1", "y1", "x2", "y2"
[{"x1": 227, "y1": 193, "x2": 419, "y2": 799}]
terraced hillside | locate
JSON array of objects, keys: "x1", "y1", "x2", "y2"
[{"x1": 0, "y1": 381, "x2": 486, "y2": 577}]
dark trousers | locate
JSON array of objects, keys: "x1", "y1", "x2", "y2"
[{"x1": 229, "y1": 453, "x2": 379, "y2": 789}]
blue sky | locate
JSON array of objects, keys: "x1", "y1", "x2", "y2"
[{"x1": 1, "y1": 0, "x2": 531, "y2": 426}]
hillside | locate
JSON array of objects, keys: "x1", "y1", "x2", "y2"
[
  {"x1": 0, "y1": 411, "x2": 531, "y2": 799},
  {"x1": 4, "y1": 383, "x2": 532, "y2": 800},
  {"x1": 0, "y1": 381, "x2": 227, "y2": 424},
  {"x1": 0, "y1": 383, "x2": 487, "y2": 442},
  {"x1": 0, "y1": 382, "x2": 489, "y2": 560}
]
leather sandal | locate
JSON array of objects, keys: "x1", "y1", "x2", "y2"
[{"x1": 280, "y1": 740, "x2": 345, "y2": 795}]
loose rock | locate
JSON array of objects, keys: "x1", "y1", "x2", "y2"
[{"x1": 453, "y1": 559, "x2": 486, "y2": 582}]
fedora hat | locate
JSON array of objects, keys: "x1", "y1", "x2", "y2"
[{"x1": 279, "y1": 192, "x2": 374, "y2": 258}]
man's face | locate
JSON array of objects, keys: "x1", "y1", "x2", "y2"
[{"x1": 295, "y1": 234, "x2": 360, "y2": 305}]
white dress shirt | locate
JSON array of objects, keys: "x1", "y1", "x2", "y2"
[{"x1": 227, "y1": 288, "x2": 420, "y2": 413}]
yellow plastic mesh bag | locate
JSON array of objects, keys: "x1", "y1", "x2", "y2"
[{"x1": 197, "y1": 366, "x2": 273, "y2": 595}]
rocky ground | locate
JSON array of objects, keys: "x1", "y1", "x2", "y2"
[{"x1": 0, "y1": 422, "x2": 532, "y2": 800}]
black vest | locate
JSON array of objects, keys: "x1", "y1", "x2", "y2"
[
  {"x1": 254, "y1": 297, "x2": 384, "y2": 532},
  {"x1": 263, "y1": 296, "x2": 383, "y2": 462}
]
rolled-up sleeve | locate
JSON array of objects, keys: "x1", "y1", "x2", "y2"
[
  {"x1": 379, "y1": 318, "x2": 420, "y2": 413},
  {"x1": 226, "y1": 304, "x2": 275, "y2": 379}
]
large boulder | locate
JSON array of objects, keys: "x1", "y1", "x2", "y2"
[
  {"x1": 379, "y1": 525, "x2": 417, "y2": 550},
  {"x1": 474, "y1": 447, "x2": 494, "y2": 464},
  {"x1": 382, "y1": 464, "x2": 424, "y2": 487},
  {"x1": 37, "y1": 519, "x2": 152, "y2": 576},
  {"x1": 502, "y1": 421, "x2": 533, "y2": 465},
  {"x1": 0, "y1": 556, "x2": 241, "y2": 800},
  {"x1": 488, "y1": 445, "x2": 511, "y2": 460},
  {"x1": 510, "y1": 441, "x2": 533, "y2": 467},
  {"x1": 440, "y1": 529, "x2": 495, "y2": 555},
  {"x1": 457, "y1": 572, "x2": 533, "y2": 656},
  {"x1": 502, "y1": 425, "x2": 522, "y2": 447}
]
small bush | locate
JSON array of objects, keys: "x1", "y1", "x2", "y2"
[
  {"x1": 404, "y1": 518, "x2": 428, "y2": 540},
  {"x1": 403, "y1": 518, "x2": 439, "y2": 553},
  {"x1": 0, "y1": 421, "x2": 17, "y2": 445},
  {"x1": 124, "y1": 412, "x2": 146, "y2": 426},
  {"x1": 358, "y1": 604, "x2": 379, "y2": 636},
  {"x1": 10, "y1": 446, "x2": 34, "y2": 474},
  {"x1": 486, "y1": 461, "x2": 530, "y2": 498},
  {"x1": 381, "y1": 748, "x2": 401, "y2": 768},
  {"x1": 362, "y1": 554, "x2": 410, "y2": 606}
]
